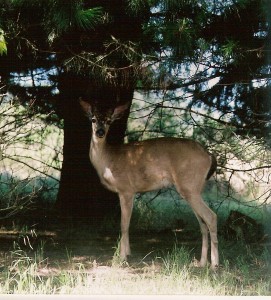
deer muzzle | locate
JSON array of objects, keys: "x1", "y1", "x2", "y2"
[{"x1": 96, "y1": 128, "x2": 106, "y2": 138}]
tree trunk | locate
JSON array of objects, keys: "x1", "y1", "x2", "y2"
[{"x1": 55, "y1": 75, "x2": 133, "y2": 223}]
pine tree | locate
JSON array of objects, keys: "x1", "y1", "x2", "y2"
[{"x1": 0, "y1": 0, "x2": 270, "y2": 221}]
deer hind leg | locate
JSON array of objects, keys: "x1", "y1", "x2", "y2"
[
  {"x1": 189, "y1": 194, "x2": 219, "y2": 269},
  {"x1": 119, "y1": 192, "x2": 134, "y2": 260},
  {"x1": 193, "y1": 212, "x2": 209, "y2": 267},
  {"x1": 176, "y1": 183, "x2": 219, "y2": 269}
]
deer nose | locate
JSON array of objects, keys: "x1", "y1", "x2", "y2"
[{"x1": 96, "y1": 128, "x2": 105, "y2": 138}]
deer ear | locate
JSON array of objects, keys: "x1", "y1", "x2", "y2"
[
  {"x1": 79, "y1": 98, "x2": 92, "y2": 115},
  {"x1": 112, "y1": 102, "x2": 130, "y2": 121}
]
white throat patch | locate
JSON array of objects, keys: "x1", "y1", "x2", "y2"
[{"x1": 103, "y1": 167, "x2": 114, "y2": 181}]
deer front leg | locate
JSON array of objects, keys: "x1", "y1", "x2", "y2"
[{"x1": 119, "y1": 192, "x2": 134, "y2": 260}]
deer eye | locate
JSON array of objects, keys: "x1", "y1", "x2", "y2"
[
  {"x1": 106, "y1": 119, "x2": 112, "y2": 125},
  {"x1": 91, "y1": 118, "x2": 96, "y2": 123}
]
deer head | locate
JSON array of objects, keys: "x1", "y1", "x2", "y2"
[{"x1": 79, "y1": 99, "x2": 129, "y2": 139}]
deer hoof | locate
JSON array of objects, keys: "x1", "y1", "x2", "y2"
[{"x1": 191, "y1": 258, "x2": 207, "y2": 268}]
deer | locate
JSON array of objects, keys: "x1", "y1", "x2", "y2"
[{"x1": 80, "y1": 99, "x2": 219, "y2": 270}]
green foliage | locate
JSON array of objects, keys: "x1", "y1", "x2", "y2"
[
  {"x1": 0, "y1": 0, "x2": 269, "y2": 121},
  {"x1": 221, "y1": 39, "x2": 241, "y2": 62},
  {"x1": 0, "y1": 29, "x2": 7, "y2": 55},
  {"x1": 0, "y1": 0, "x2": 270, "y2": 135},
  {"x1": 45, "y1": 1, "x2": 104, "y2": 41}
]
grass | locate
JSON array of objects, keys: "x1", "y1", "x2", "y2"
[
  {"x1": 0, "y1": 179, "x2": 270, "y2": 295},
  {"x1": 0, "y1": 232, "x2": 270, "y2": 295}
]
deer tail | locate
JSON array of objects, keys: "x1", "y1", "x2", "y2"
[{"x1": 206, "y1": 154, "x2": 217, "y2": 180}]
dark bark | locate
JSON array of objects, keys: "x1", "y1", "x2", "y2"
[{"x1": 55, "y1": 74, "x2": 133, "y2": 222}]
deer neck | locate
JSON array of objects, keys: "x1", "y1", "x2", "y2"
[{"x1": 89, "y1": 134, "x2": 109, "y2": 173}]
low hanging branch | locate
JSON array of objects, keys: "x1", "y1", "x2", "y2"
[
  {"x1": 64, "y1": 36, "x2": 142, "y2": 88},
  {"x1": 157, "y1": 103, "x2": 230, "y2": 126}
]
